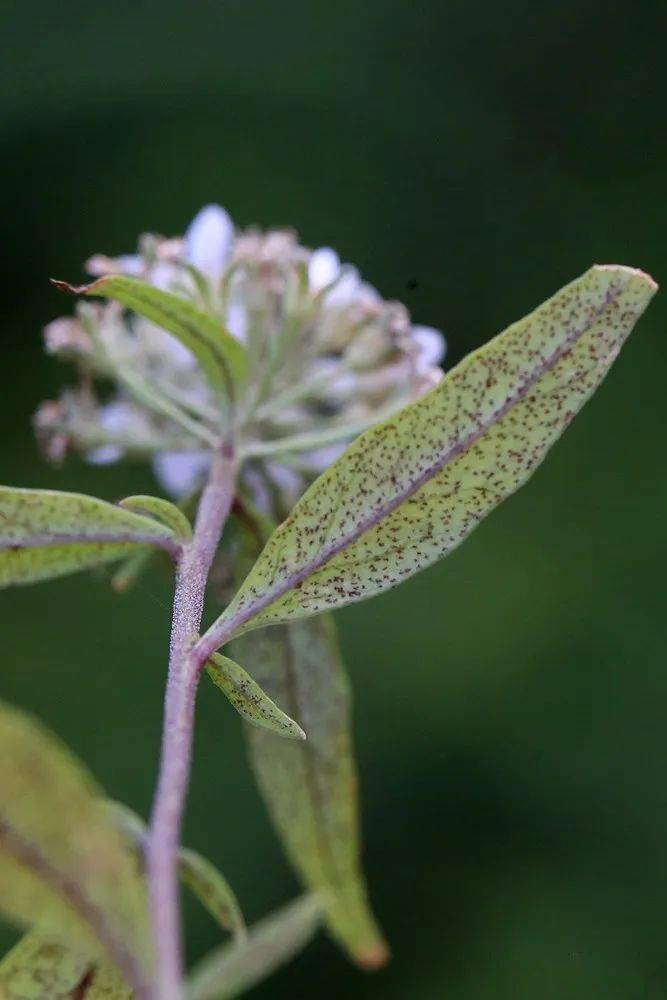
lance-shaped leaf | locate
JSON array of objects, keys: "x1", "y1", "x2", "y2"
[
  {"x1": 205, "y1": 652, "x2": 306, "y2": 741},
  {"x1": 52, "y1": 275, "x2": 248, "y2": 399},
  {"x1": 202, "y1": 265, "x2": 657, "y2": 647},
  {"x1": 187, "y1": 895, "x2": 322, "y2": 1000},
  {"x1": 106, "y1": 801, "x2": 246, "y2": 941},
  {"x1": 0, "y1": 700, "x2": 152, "y2": 997},
  {"x1": 0, "y1": 931, "x2": 132, "y2": 998},
  {"x1": 0, "y1": 486, "x2": 180, "y2": 588},
  {"x1": 119, "y1": 494, "x2": 193, "y2": 541},
  {"x1": 233, "y1": 614, "x2": 388, "y2": 969}
]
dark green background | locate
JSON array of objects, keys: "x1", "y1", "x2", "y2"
[{"x1": 3, "y1": 2, "x2": 667, "y2": 996}]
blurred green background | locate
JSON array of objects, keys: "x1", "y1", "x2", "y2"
[{"x1": 3, "y1": 1, "x2": 667, "y2": 996}]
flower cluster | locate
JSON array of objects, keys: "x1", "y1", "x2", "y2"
[{"x1": 36, "y1": 205, "x2": 445, "y2": 513}]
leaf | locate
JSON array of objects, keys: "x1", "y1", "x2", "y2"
[
  {"x1": 0, "y1": 700, "x2": 152, "y2": 997},
  {"x1": 233, "y1": 614, "x2": 388, "y2": 968},
  {"x1": 187, "y1": 895, "x2": 322, "y2": 1000},
  {"x1": 105, "y1": 802, "x2": 245, "y2": 941},
  {"x1": 0, "y1": 931, "x2": 132, "y2": 998},
  {"x1": 203, "y1": 265, "x2": 657, "y2": 647},
  {"x1": 0, "y1": 486, "x2": 180, "y2": 588},
  {"x1": 205, "y1": 653, "x2": 306, "y2": 741},
  {"x1": 119, "y1": 495, "x2": 193, "y2": 541},
  {"x1": 52, "y1": 275, "x2": 248, "y2": 400}
]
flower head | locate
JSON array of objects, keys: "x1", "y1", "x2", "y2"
[{"x1": 37, "y1": 205, "x2": 446, "y2": 515}]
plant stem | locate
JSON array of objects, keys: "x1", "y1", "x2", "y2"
[{"x1": 147, "y1": 444, "x2": 237, "y2": 1000}]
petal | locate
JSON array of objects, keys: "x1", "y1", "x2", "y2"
[
  {"x1": 184, "y1": 205, "x2": 234, "y2": 283},
  {"x1": 153, "y1": 451, "x2": 211, "y2": 498},
  {"x1": 308, "y1": 247, "x2": 341, "y2": 292},
  {"x1": 86, "y1": 444, "x2": 124, "y2": 465},
  {"x1": 411, "y1": 325, "x2": 446, "y2": 367}
]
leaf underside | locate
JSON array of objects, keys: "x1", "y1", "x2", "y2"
[
  {"x1": 205, "y1": 652, "x2": 306, "y2": 741},
  {"x1": 0, "y1": 486, "x2": 177, "y2": 588},
  {"x1": 0, "y1": 930, "x2": 132, "y2": 998},
  {"x1": 233, "y1": 614, "x2": 388, "y2": 968},
  {"x1": 206, "y1": 265, "x2": 657, "y2": 645},
  {"x1": 0, "y1": 701, "x2": 151, "y2": 995},
  {"x1": 187, "y1": 895, "x2": 322, "y2": 1000}
]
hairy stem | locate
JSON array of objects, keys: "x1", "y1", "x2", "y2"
[{"x1": 147, "y1": 445, "x2": 236, "y2": 1000}]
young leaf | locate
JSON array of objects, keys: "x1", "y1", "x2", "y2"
[
  {"x1": 52, "y1": 275, "x2": 248, "y2": 399},
  {"x1": 0, "y1": 486, "x2": 180, "y2": 588},
  {"x1": 203, "y1": 265, "x2": 657, "y2": 647},
  {"x1": 0, "y1": 700, "x2": 152, "y2": 997},
  {"x1": 0, "y1": 931, "x2": 132, "y2": 998},
  {"x1": 205, "y1": 652, "x2": 306, "y2": 741},
  {"x1": 234, "y1": 614, "x2": 388, "y2": 969},
  {"x1": 119, "y1": 494, "x2": 193, "y2": 541},
  {"x1": 187, "y1": 895, "x2": 322, "y2": 1000},
  {"x1": 105, "y1": 801, "x2": 246, "y2": 941}
]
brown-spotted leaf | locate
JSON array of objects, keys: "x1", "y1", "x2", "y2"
[
  {"x1": 203, "y1": 265, "x2": 657, "y2": 648},
  {"x1": 0, "y1": 931, "x2": 132, "y2": 998},
  {"x1": 0, "y1": 486, "x2": 179, "y2": 588},
  {"x1": 233, "y1": 614, "x2": 388, "y2": 969},
  {"x1": 0, "y1": 701, "x2": 152, "y2": 997}
]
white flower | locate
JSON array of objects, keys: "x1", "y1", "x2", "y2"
[
  {"x1": 411, "y1": 325, "x2": 446, "y2": 369},
  {"x1": 40, "y1": 202, "x2": 448, "y2": 515},
  {"x1": 183, "y1": 205, "x2": 234, "y2": 283},
  {"x1": 152, "y1": 452, "x2": 211, "y2": 499},
  {"x1": 308, "y1": 247, "x2": 340, "y2": 292}
]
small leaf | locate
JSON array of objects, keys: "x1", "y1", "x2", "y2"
[
  {"x1": 178, "y1": 848, "x2": 246, "y2": 943},
  {"x1": 187, "y1": 895, "x2": 322, "y2": 1000},
  {"x1": 206, "y1": 652, "x2": 306, "y2": 741},
  {"x1": 234, "y1": 614, "x2": 388, "y2": 968},
  {"x1": 0, "y1": 486, "x2": 179, "y2": 588},
  {"x1": 119, "y1": 495, "x2": 193, "y2": 541},
  {"x1": 203, "y1": 265, "x2": 657, "y2": 647},
  {"x1": 0, "y1": 931, "x2": 132, "y2": 998},
  {"x1": 105, "y1": 801, "x2": 245, "y2": 941},
  {"x1": 206, "y1": 653, "x2": 306, "y2": 740},
  {"x1": 52, "y1": 275, "x2": 248, "y2": 399},
  {"x1": 0, "y1": 700, "x2": 152, "y2": 997}
]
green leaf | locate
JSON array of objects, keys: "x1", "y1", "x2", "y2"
[
  {"x1": 52, "y1": 275, "x2": 248, "y2": 400},
  {"x1": 0, "y1": 700, "x2": 152, "y2": 997},
  {"x1": 187, "y1": 895, "x2": 322, "y2": 1000},
  {"x1": 0, "y1": 931, "x2": 89, "y2": 998},
  {"x1": 233, "y1": 614, "x2": 388, "y2": 968},
  {"x1": 205, "y1": 652, "x2": 306, "y2": 741},
  {"x1": 203, "y1": 265, "x2": 657, "y2": 646},
  {"x1": 0, "y1": 486, "x2": 180, "y2": 588},
  {"x1": 0, "y1": 931, "x2": 132, "y2": 998},
  {"x1": 105, "y1": 801, "x2": 245, "y2": 941},
  {"x1": 119, "y1": 495, "x2": 193, "y2": 541}
]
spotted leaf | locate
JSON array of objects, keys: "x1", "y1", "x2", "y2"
[
  {"x1": 203, "y1": 265, "x2": 657, "y2": 648},
  {"x1": 234, "y1": 613, "x2": 388, "y2": 968},
  {"x1": 0, "y1": 700, "x2": 152, "y2": 997},
  {"x1": 0, "y1": 486, "x2": 180, "y2": 588}
]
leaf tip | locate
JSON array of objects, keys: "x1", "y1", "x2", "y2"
[
  {"x1": 593, "y1": 263, "x2": 659, "y2": 295},
  {"x1": 50, "y1": 278, "x2": 80, "y2": 294},
  {"x1": 354, "y1": 939, "x2": 391, "y2": 971}
]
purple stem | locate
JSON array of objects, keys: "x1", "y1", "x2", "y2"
[{"x1": 146, "y1": 445, "x2": 236, "y2": 1000}]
